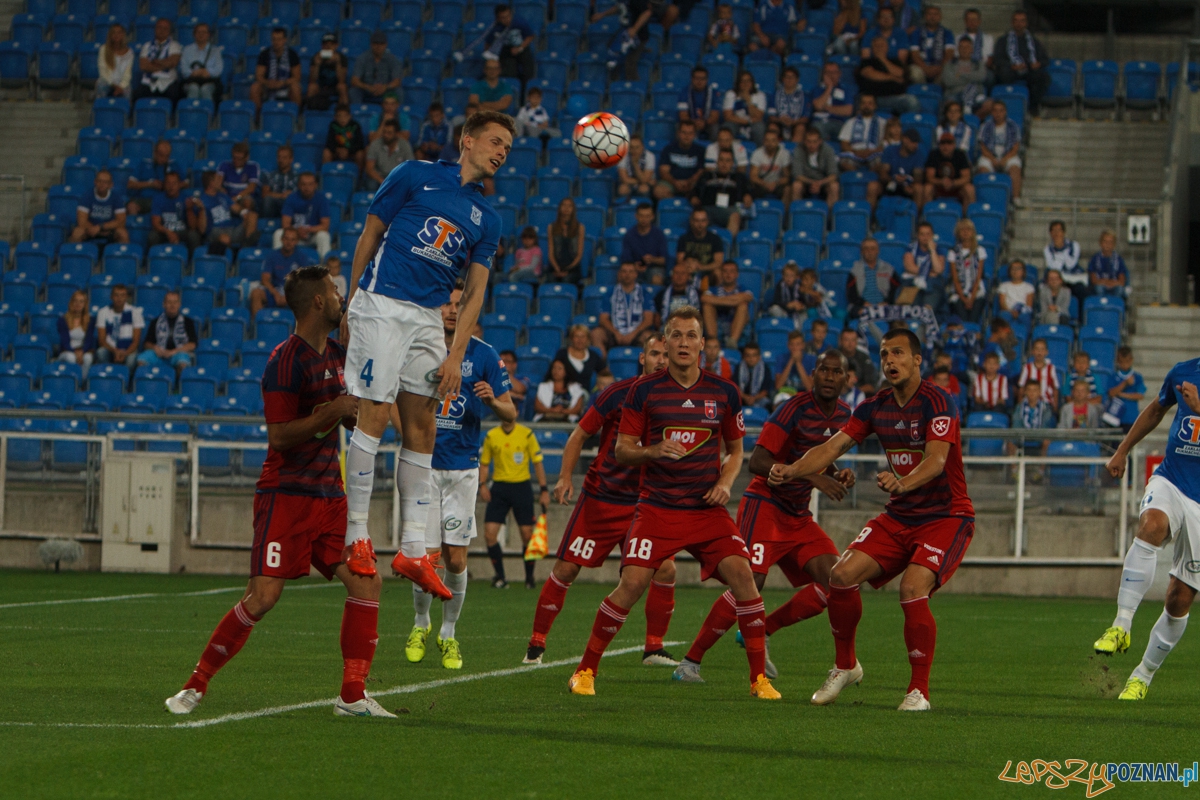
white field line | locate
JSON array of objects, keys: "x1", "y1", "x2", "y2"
[
  {"x1": 0, "y1": 641, "x2": 684, "y2": 730},
  {"x1": 0, "y1": 581, "x2": 338, "y2": 610}
]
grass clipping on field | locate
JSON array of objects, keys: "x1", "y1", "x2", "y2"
[
  {"x1": 37, "y1": 538, "x2": 84, "y2": 571},
  {"x1": 1081, "y1": 654, "x2": 1122, "y2": 697}
]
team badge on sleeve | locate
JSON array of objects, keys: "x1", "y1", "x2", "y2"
[
  {"x1": 930, "y1": 416, "x2": 952, "y2": 437},
  {"x1": 735, "y1": 411, "x2": 745, "y2": 432}
]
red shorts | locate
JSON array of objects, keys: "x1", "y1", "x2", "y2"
[
  {"x1": 250, "y1": 492, "x2": 347, "y2": 580},
  {"x1": 849, "y1": 513, "x2": 974, "y2": 591},
  {"x1": 737, "y1": 494, "x2": 840, "y2": 586},
  {"x1": 621, "y1": 503, "x2": 749, "y2": 581},
  {"x1": 555, "y1": 492, "x2": 637, "y2": 568}
]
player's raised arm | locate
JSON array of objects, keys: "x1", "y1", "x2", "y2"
[
  {"x1": 876, "y1": 438, "x2": 950, "y2": 495},
  {"x1": 768, "y1": 431, "x2": 855, "y2": 486}
]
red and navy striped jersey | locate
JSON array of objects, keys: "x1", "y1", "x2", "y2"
[
  {"x1": 746, "y1": 391, "x2": 851, "y2": 516},
  {"x1": 619, "y1": 369, "x2": 744, "y2": 509},
  {"x1": 257, "y1": 335, "x2": 348, "y2": 498},
  {"x1": 579, "y1": 375, "x2": 642, "y2": 504},
  {"x1": 842, "y1": 380, "x2": 973, "y2": 521}
]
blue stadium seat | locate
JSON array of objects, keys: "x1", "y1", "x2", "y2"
[
  {"x1": 832, "y1": 200, "x2": 870, "y2": 239},
  {"x1": 58, "y1": 241, "x2": 97, "y2": 275},
  {"x1": 10, "y1": 14, "x2": 45, "y2": 52},
  {"x1": 1082, "y1": 60, "x2": 1119, "y2": 109},
  {"x1": 87, "y1": 363, "x2": 129, "y2": 396},
  {"x1": 92, "y1": 96, "x2": 129, "y2": 136},
  {"x1": 1124, "y1": 61, "x2": 1162, "y2": 110},
  {"x1": 1047, "y1": 440, "x2": 1100, "y2": 486},
  {"x1": 1083, "y1": 296, "x2": 1123, "y2": 330},
  {"x1": 1044, "y1": 59, "x2": 1077, "y2": 108},
  {"x1": 479, "y1": 314, "x2": 519, "y2": 353},
  {"x1": 176, "y1": 98, "x2": 213, "y2": 140},
  {"x1": 36, "y1": 41, "x2": 73, "y2": 89}
]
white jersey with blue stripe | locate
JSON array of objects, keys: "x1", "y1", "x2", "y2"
[
  {"x1": 1154, "y1": 358, "x2": 1200, "y2": 502},
  {"x1": 360, "y1": 160, "x2": 501, "y2": 308},
  {"x1": 433, "y1": 336, "x2": 512, "y2": 471}
]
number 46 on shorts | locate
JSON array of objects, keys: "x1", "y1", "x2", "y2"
[
  {"x1": 568, "y1": 537, "x2": 596, "y2": 560},
  {"x1": 626, "y1": 537, "x2": 653, "y2": 560}
]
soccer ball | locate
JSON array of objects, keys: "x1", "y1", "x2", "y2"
[{"x1": 572, "y1": 112, "x2": 630, "y2": 169}]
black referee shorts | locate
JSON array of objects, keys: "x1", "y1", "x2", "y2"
[{"x1": 485, "y1": 481, "x2": 536, "y2": 527}]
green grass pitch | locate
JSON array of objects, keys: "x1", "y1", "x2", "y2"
[{"x1": 0, "y1": 568, "x2": 1196, "y2": 799}]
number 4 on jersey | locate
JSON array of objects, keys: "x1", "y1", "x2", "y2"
[{"x1": 360, "y1": 359, "x2": 374, "y2": 388}]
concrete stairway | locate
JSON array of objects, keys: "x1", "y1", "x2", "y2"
[
  {"x1": 1128, "y1": 305, "x2": 1200, "y2": 395},
  {"x1": 0, "y1": 100, "x2": 93, "y2": 243}
]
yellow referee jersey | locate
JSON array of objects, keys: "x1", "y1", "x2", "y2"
[{"x1": 480, "y1": 424, "x2": 543, "y2": 483}]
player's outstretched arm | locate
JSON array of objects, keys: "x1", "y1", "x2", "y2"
[
  {"x1": 614, "y1": 432, "x2": 686, "y2": 466},
  {"x1": 704, "y1": 435, "x2": 743, "y2": 506},
  {"x1": 553, "y1": 426, "x2": 590, "y2": 504},
  {"x1": 269, "y1": 395, "x2": 358, "y2": 452},
  {"x1": 439, "y1": 262, "x2": 489, "y2": 398},
  {"x1": 1106, "y1": 399, "x2": 1168, "y2": 479},
  {"x1": 768, "y1": 431, "x2": 854, "y2": 486},
  {"x1": 876, "y1": 439, "x2": 949, "y2": 495}
]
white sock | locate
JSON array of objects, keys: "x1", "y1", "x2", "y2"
[
  {"x1": 412, "y1": 583, "x2": 433, "y2": 629},
  {"x1": 1113, "y1": 538, "x2": 1159, "y2": 632},
  {"x1": 398, "y1": 449, "x2": 433, "y2": 558},
  {"x1": 439, "y1": 569, "x2": 468, "y2": 641},
  {"x1": 344, "y1": 429, "x2": 380, "y2": 546},
  {"x1": 1132, "y1": 611, "x2": 1189, "y2": 685}
]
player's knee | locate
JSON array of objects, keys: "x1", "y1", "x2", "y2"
[
  {"x1": 1165, "y1": 579, "x2": 1197, "y2": 616},
  {"x1": 828, "y1": 560, "x2": 855, "y2": 588},
  {"x1": 443, "y1": 547, "x2": 467, "y2": 573},
  {"x1": 653, "y1": 559, "x2": 676, "y2": 584},
  {"x1": 1137, "y1": 510, "x2": 1171, "y2": 547},
  {"x1": 552, "y1": 559, "x2": 581, "y2": 584}
]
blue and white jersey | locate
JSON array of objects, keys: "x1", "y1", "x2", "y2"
[
  {"x1": 361, "y1": 160, "x2": 501, "y2": 308},
  {"x1": 79, "y1": 189, "x2": 126, "y2": 224},
  {"x1": 433, "y1": 336, "x2": 511, "y2": 471},
  {"x1": 1154, "y1": 358, "x2": 1200, "y2": 501}
]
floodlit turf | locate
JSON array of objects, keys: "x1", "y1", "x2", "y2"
[{"x1": 0, "y1": 569, "x2": 1196, "y2": 799}]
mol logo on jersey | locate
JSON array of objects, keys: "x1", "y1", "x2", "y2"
[
  {"x1": 1178, "y1": 416, "x2": 1200, "y2": 445},
  {"x1": 412, "y1": 216, "x2": 465, "y2": 267},
  {"x1": 887, "y1": 448, "x2": 923, "y2": 476},
  {"x1": 663, "y1": 426, "x2": 712, "y2": 456}
]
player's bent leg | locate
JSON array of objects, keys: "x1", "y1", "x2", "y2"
[
  {"x1": 764, "y1": 553, "x2": 837, "y2": 638},
  {"x1": 1121, "y1": 577, "x2": 1197, "y2": 700},
  {"x1": 437, "y1": 544, "x2": 469, "y2": 670},
  {"x1": 570, "y1": 566, "x2": 655, "y2": 695},
  {"x1": 715, "y1": 556, "x2": 780, "y2": 699},
  {"x1": 676, "y1": 590, "x2": 737, "y2": 682},
  {"x1": 897, "y1": 564, "x2": 938, "y2": 711},
  {"x1": 643, "y1": 560, "x2": 678, "y2": 666},
  {"x1": 527, "y1": 559, "x2": 583, "y2": 662},
  {"x1": 1099, "y1": 509, "x2": 1171, "y2": 655}
]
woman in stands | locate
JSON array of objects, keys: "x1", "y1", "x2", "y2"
[
  {"x1": 947, "y1": 218, "x2": 988, "y2": 324},
  {"x1": 534, "y1": 359, "x2": 586, "y2": 423},
  {"x1": 96, "y1": 24, "x2": 133, "y2": 99},
  {"x1": 830, "y1": 0, "x2": 868, "y2": 55},
  {"x1": 546, "y1": 197, "x2": 585, "y2": 286},
  {"x1": 554, "y1": 324, "x2": 606, "y2": 391},
  {"x1": 935, "y1": 101, "x2": 975, "y2": 156},
  {"x1": 57, "y1": 290, "x2": 97, "y2": 373}
]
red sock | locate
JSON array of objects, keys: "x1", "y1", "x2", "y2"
[
  {"x1": 735, "y1": 597, "x2": 767, "y2": 684},
  {"x1": 765, "y1": 584, "x2": 828, "y2": 636},
  {"x1": 529, "y1": 573, "x2": 570, "y2": 648},
  {"x1": 901, "y1": 595, "x2": 936, "y2": 698},
  {"x1": 577, "y1": 598, "x2": 629, "y2": 675},
  {"x1": 826, "y1": 584, "x2": 862, "y2": 670},
  {"x1": 339, "y1": 597, "x2": 380, "y2": 703},
  {"x1": 643, "y1": 580, "x2": 675, "y2": 651},
  {"x1": 183, "y1": 600, "x2": 260, "y2": 693},
  {"x1": 684, "y1": 590, "x2": 737, "y2": 664}
]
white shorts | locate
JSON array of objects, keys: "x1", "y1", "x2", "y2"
[
  {"x1": 1141, "y1": 474, "x2": 1200, "y2": 591},
  {"x1": 425, "y1": 468, "x2": 479, "y2": 548},
  {"x1": 977, "y1": 154, "x2": 1022, "y2": 172},
  {"x1": 344, "y1": 290, "x2": 445, "y2": 403}
]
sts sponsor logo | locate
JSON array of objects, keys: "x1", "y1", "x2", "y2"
[
  {"x1": 1178, "y1": 416, "x2": 1200, "y2": 445},
  {"x1": 411, "y1": 217, "x2": 465, "y2": 267},
  {"x1": 435, "y1": 392, "x2": 468, "y2": 431}
]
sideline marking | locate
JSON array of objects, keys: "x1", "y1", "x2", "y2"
[{"x1": 0, "y1": 582, "x2": 338, "y2": 610}]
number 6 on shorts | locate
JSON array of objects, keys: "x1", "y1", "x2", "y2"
[
  {"x1": 266, "y1": 541, "x2": 282, "y2": 568},
  {"x1": 626, "y1": 537, "x2": 653, "y2": 560}
]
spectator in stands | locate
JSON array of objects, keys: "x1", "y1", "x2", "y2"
[
  {"x1": 593, "y1": 262, "x2": 657, "y2": 352},
  {"x1": 137, "y1": 290, "x2": 197, "y2": 376},
  {"x1": 656, "y1": 121, "x2": 707, "y2": 201},
  {"x1": 415, "y1": 103, "x2": 453, "y2": 162},
  {"x1": 838, "y1": 94, "x2": 888, "y2": 172},
  {"x1": 749, "y1": 126, "x2": 791, "y2": 202},
  {"x1": 971, "y1": 351, "x2": 1010, "y2": 412},
  {"x1": 250, "y1": 27, "x2": 301, "y2": 111},
  {"x1": 148, "y1": 171, "x2": 200, "y2": 252},
  {"x1": 943, "y1": 36, "x2": 991, "y2": 116},
  {"x1": 749, "y1": 0, "x2": 798, "y2": 56},
  {"x1": 1104, "y1": 346, "x2": 1145, "y2": 431},
  {"x1": 515, "y1": 86, "x2": 560, "y2": 142},
  {"x1": 830, "y1": 0, "x2": 868, "y2": 55},
  {"x1": 856, "y1": 39, "x2": 920, "y2": 117},
  {"x1": 534, "y1": 359, "x2": 586, "y2": 423},
  {"x1": 468, "y1": 56, "x2": 514, "y2": 115},
  {"x1": 677, "y1": 67, "x2": 722, "y2": 141},
  {"x1": 908, "y1": 4, "x2": 955, "y2": 84},
  {"x1": 770, "y1": 262, "x2": 829, "y2": 321},
  {"x1": 1068, "y1": 350, "x2": 1099, "y2": 401},
  {"x1": 840, "y1": 363, "x2": 866, "y2": 410},
  {"x1": 323, "y1": 103, "x2": 366, "y2": 170},
  {"x1": 870, "y1": 127, "x2": 925, "y2": 208},
  {"x1": 810, "y1": 62, "x2": 854, "y2": 141},
  {"x1": 736, "y1": 342, "x2": 773, "y2": 409},
  {"x1": 57, "y1": 290, "x2": 96, "y2": 374},
  {"x1": 126, "y1": 139, "x2": 179, "y2": 215},
  {"x1": 676, "y1": 208, "x2": 724, "y2": 285},
  {"x1": 769, "y1": 67, "x2": 807, "y2": 143},
  {"x1": 96, "y1": 23, "x2": 133, "y2": 99},
  {"x1": 997, "y1": 260, "x2": 1035, "y2": 323},
  {"x1": 1088, "y1": 229, "x2": 1129, "y2": 297},
  {"x1": 547, "y1": 197, "x2": 585, "y2": 285},
  {"x1": 935, "y1": 100, "x2": 976, "y2": 155},
  {"x1": 70, "y1": 169, "x2": 128, "y2": 245},
  {"x1": 217, "y1": 141, "x2": 260, "y2": 239},
  {"x1": 707, "y1": 4, "x2": 742, "y2": 51},
  {"x1": 941, "y1": 316, "x2": 975, "y2": 379},
  {"x1": 592, "y1": 367, "x2": 615, "y2": 396},
  {"x1": 363, "y1": 119, "x2": 414, "y2": 192},
  {"x1": 468, "y1": 5, "x2": 536, "y2": 90},
  {"x1": 505, "y1": 226, "x2": 542, "y2": 284},
  {"x1": 251, "y1": 228, "x2": 316, "y2": 315},
  {"x1": 702, "y1": 260, "x2": 754, "y2": 347},
  {"x1": 500, "y1": 349, "x2": 532, "y2": 416},
  {"x1": 1037, "y1": 267, "x2": 1073, "y2": 325},
  {"x1": 981, "y1": 317, "x2": 1019, "y2": 376},
  {"x1": 880, "y1": 116, "x2": 903, "y2": 150},
  {"x1": 592, "y1": 0, "x2": 666, "y2": 80},
  {"x1": 305, "y1": 32, "x2": 348, "y2": 111},
  {"x1": 961, "y1": 7, "x2": 995, "y2": 71},
  {"x1": 847, "y1": 236, "x2": 899, "y2": 319},
  {"x1": 555, "y1": 324, "x2": 606, "y2": 390},
  {"x1": 1012, "y1": 380, "x2": 1054, "y2": 464},
  {"x1": 774, "y1": 329, "x2": 812, "y2": 398},
  {"x1": 352, "y1": 31, "x2": 403, "y2": 106},
  {"x1": 189, "y1": 170, "x2": 249, "y2": 256},
  {"x1": 180, "y1": 22, "x2": 223, "y2": 103},
  {"x1": 1044, "y1": 219, "x2": 1085, "y2": 297},
  {"x1": 976, "y1": 100, "x2": 1023, "y2": 198},
  {"x1": 366, "y1": 93, "x2": 409, "y2": 144},
  {"x1": 700, "y1": 337, "x2": 733, "y2": 379},
  {"x1": 617, "y1": 135, "x2": 656, "y2": 199},
  {"x1": 923, "y1": 131, "x2": 975, "y2": 209},
  {"x1": 902, "y1": 221, "x2": 946, "y2": 310},
  {"x1": 1059, "y1": 379, "x2": 1100, "y2": 429},
  {"x1": 791, "y1": 126, "x2": 841, "y2": 202},
  {"x1": 994, "y1": 10, "x2": 1050, "y2": 114},
  {"x1": 660, "y1": 261, "x2": 703, "y2": 317},
  {"x1": 723, "y1": 71, "x2": 768, "y2": 144},
  {"x1": 133, "y1": 18, "x2": 182, "y2": 106},
  {"x1": 260, "y1": 145, "x2": 301, "y2": 219},
  {"x1": 619, "y1": 202, "x2": 668, "y2": 284},
  {"x1": 704, "y1": 127, "x2": 749, "y2": 170},
  {"x1": 838, "y1": 328, "x2": 878, "y2": 394},
  {"x1": 805, "y1": 318, "x2": 830, "y2": 370},
  {"x1": 1019, "y1": 338, "x2": 1059, "y2": 407},
  {"x1": 274, "y1": 172, "x2": 331, "y2": 256},
  {"x1": 947, "y1": 218, "x2": 988, "y2": 323},
  {"x1": 931, "y1": 366, "x2": 960, "y2": 415},
  {"x1": 325, "y1": 252, "x2": 346, "y2": 297},
  {"x1": 95, "y1": 284, "x2": 143, "y2": 369},
  {"x1": 693, "y1": 149, "x2": 751, "y2": 237}
]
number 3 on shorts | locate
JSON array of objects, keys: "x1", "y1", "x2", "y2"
[
  {"x1": 751, "y1": 543, "x2": 765, "y2": 565},
  {"x1": 626, "y1": 537, "x2": 653, "y2": 560},
  {"x1": 360, "y1": 359, "x2": 374, "y2": 388},
  {"x1": 266, "y1": 541, "x2": 282, "y2": 568}
]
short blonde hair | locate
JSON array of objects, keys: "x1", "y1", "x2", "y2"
[{"x1": 953, "y1": 217, "x2": 977, "y2": 245}]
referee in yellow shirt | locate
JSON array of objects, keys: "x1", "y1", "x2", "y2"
[{"x1": 480, "y1": 419, "x2": 550, "y2": 588}]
